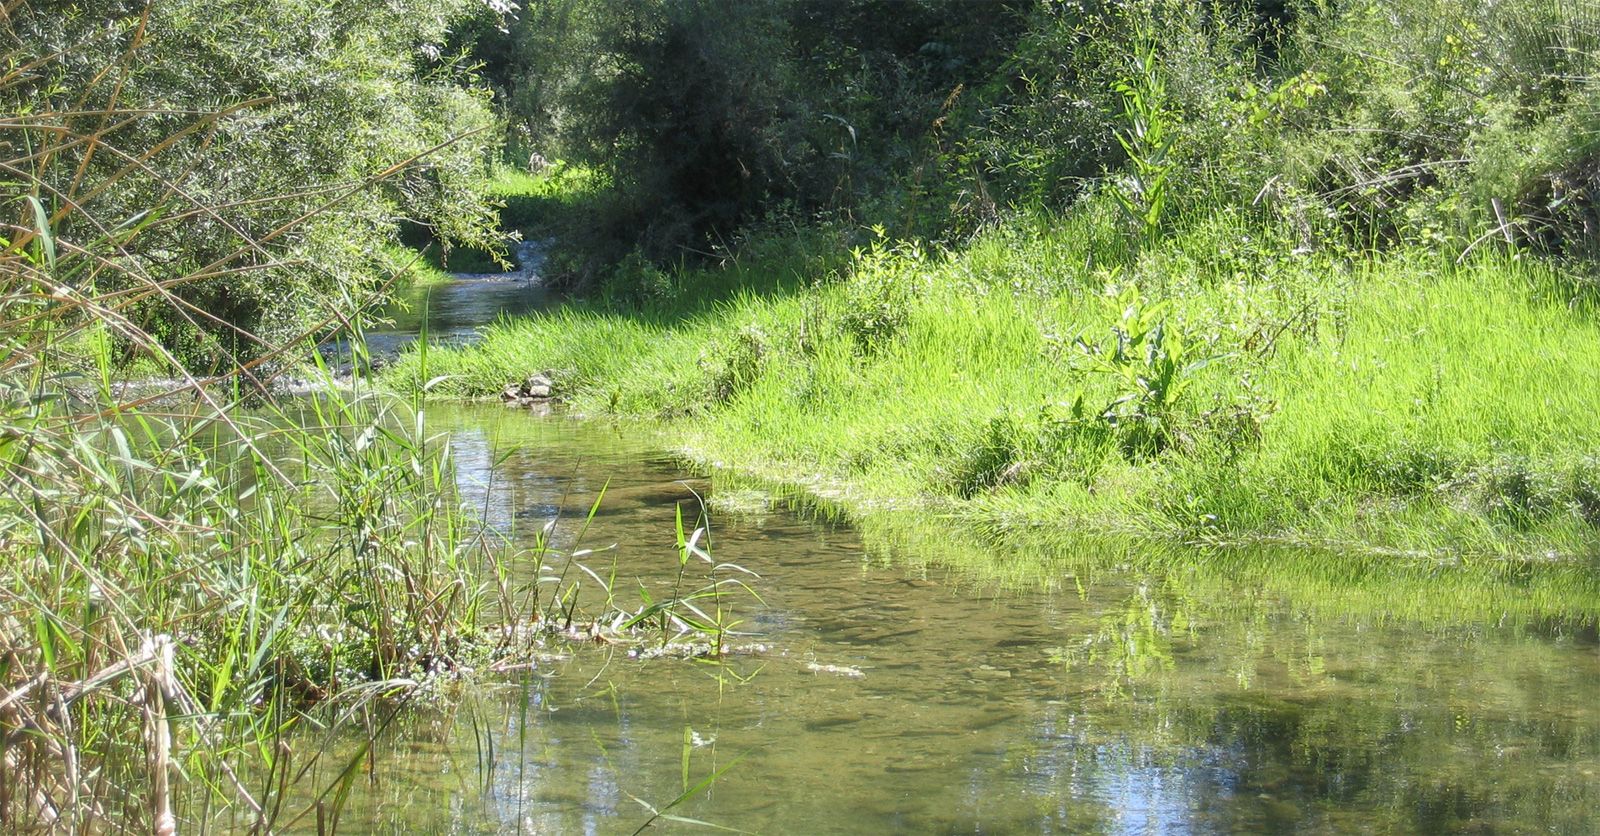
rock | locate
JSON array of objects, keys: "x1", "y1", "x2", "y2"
[
  {"x1": 995, "y1": 459, "x2": 1031, "y2": 488},
  {"x1": 502, "y1": 370, "x2": 559, "y2": 404}
]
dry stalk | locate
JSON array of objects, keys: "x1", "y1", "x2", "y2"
[{"x1": 141, "y1": 635, "x2": 176, "y2": 836}]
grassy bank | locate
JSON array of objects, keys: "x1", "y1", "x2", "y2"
[
  {"x1": 400, "y1": 163, "x2": 606, "y2": 275},
  {"x1": 387, "y1": 200, "x2": 1600, "y2": 563}
]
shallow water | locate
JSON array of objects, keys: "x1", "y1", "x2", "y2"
[
  {"x1": 264, "y1": 257, "x2": 1600, "y2": 833},
  {"x1": 357, "y1": 240, "x2": 553, "y2": 357},
  {"x1": 265, "y1": 406, "x2": 1599, "y2": 835}
]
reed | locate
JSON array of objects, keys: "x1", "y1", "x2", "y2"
[
  {"x1": 0, "y1": 24, "x2": 501, "y2": 831},
  {"x1": 0, "y1": 32, "x2": 759, "y2": 825}
]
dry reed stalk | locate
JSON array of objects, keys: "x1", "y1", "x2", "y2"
[{"x1": 142, "y1": 635, "x2": 176, "y2": 836}]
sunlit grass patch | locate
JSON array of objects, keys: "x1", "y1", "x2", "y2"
[{"x1": 385, "y1": 207, "x2": 1600, "y2": 561}]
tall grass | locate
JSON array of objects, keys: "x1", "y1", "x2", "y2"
[
  {"x1": 0, "y1": 66, "x2": 758, "y2": 829},
  {"x1": 386, "y1": 195, "x2": 1600, "y2": 562},
  {"x1": 0, "y1": 25, "x2": 520, "y2": 828}
]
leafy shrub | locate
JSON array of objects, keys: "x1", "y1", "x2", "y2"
[
  {"x1": 947, "y1": 406, "x2": 1121, "y2": 499},
  {"x1": 837, "y1": 236, "x2": 927, "y2": 351},
  {"x1": 1108, "y1": 24, "x2": 1177, "y2": 246},
  {"x1": 467, "y1": 0, "x2": 1030, "y2": 282},
  {"x1": 1365, "y1": 446, "x2": 1466, "y2": 497},
  {"x1": 1074, "y1": 284, "x2": 1220, "y2": 458}
]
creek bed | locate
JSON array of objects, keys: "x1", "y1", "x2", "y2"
[
  {"x1": 267, "y1": 405, "x2": 1599, "y2": 834},
  {"x1": 264, "y1": 255, "x2": 1600, "y2": 833}
]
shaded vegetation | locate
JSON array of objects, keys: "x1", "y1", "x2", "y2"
[{"x1": 5, "y1": 0, "x2": 505, "y2": 371}]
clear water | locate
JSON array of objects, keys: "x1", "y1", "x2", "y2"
[
  {"x1": 264, "y1": 263, "x2": 1600, "y2": 833},
  {"x1": 350, "y1": 240, "x2": 553, "y2": 358},
  {"x1": 265, "y1": 406, "x2": 1599, "y2": 835}
]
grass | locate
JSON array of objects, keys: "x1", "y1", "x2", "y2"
[
  {"x1": 385, "y1": 195, "x2": 1600, "y2": 564},
  {"x1": 401, "y1": 162, "x2": 608, "y2": 275},
  {"x1": 382, "y1": 243, "x2": 458, "y2": 287},
  {"x1": 493, "y1": 161, "x2": 605, "y2": 233},
  {"x1": 0, "y1": 55, "x2": 749, "y2": 831}
]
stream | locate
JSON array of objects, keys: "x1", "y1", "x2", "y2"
[{"x1": 281, "y1": 254, "x2": 1600, "y2": 833}]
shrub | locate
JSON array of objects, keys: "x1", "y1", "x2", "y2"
[
  {"x1": 837, "y1": 235, "x2": 927, "y2": 351},
  {"x1": 5, "y1": 0, "x2": 503, "y2": 369},
  {"x1": 699, "y1": 324, "x2": 770, "y2": 404}
]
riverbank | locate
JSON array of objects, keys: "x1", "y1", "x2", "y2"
[{"x1": 385, "y1": 202, "x2": 1600, "y2": 565}]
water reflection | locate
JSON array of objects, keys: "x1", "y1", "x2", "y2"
[{"x1": 243, "y1": 406, "x2": 1600, "y2": 834}]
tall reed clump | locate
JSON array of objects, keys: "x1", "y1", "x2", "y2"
[{"x1": 0, "y1": 22, "x2": 506, "y2": 833}]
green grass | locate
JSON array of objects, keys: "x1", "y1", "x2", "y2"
[
  {"x1": 493, "y1": 161, "x2": 605, "y2": 232},
  {"x1": 381, "y1": 242, "x2": 458, "y2": 287},
  {"x1": 386, "y1": 199, "x2": 1600, "y2": 563},
  {"x1": 394, "y1": 164, "x2": 607, "y2": 275}
]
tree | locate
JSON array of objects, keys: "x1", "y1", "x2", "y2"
[{"x1": 5, "y1": 0, "x2": 504, "y2": 368}]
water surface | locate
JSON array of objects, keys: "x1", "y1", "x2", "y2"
[
  {"x1": 274, "y1": 406, "x2": 1599, "y2": 834},
  {"x1": 358, "y1": 240, "x2": 553, "y2": 358},
  {"x1": 271, "y1": 254, "x2": 1600, "y2": 833}
]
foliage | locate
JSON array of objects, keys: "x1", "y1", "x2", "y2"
[
  {"x1": 1072, "y1": 284, "x2": 1219, "y2": 458},
  {"x1": 1107, "y1": 28, "x2": 1176, "y2": 246},
  {"x1": 0, "y1": 19, "x2": 764, "y2": 829},
  {"x1": 836, "y1": 233, "x2": 928, "y2": 351},
  {"x1": 463, "y1": 0, "x2": 1030, "y2": 285},
  {"x1": 388, "y1": 202, "x2": 1600, "y2": 559},
  {"x1": 3, "y1": 0, "x2": 504, "y2": 369}
]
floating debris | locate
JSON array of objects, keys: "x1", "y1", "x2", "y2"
[
  {"x1": 630, "y1": 642, "x2": 770, "y2": 660},
  {"x1": 806, "y1": 662, "x2": 865, "y2": 678}
]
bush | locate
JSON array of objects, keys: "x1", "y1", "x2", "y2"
[
  {"x1": 6, "y1": 0, "x2": 503, "y2": 369},
  {"x1": 837, "y1": 236, "x2": 928, "y2": 351},
  {"x1": 700, "y1": 324, "x2": 770, "y2": 404}
]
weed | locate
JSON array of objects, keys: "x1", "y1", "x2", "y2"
[
  {"x1": 837, "y1": 233, "x2": 925, "y2": 351},
  {"x1": 700, "y1": 325, "x2": 769, "y2": 404},
  {"x1": 1074, "y1": 284, "x2": 1219, "y2": 458},
  {"x1": 1108, "y1": 24, "x2": 1176, "y2": 248}
]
